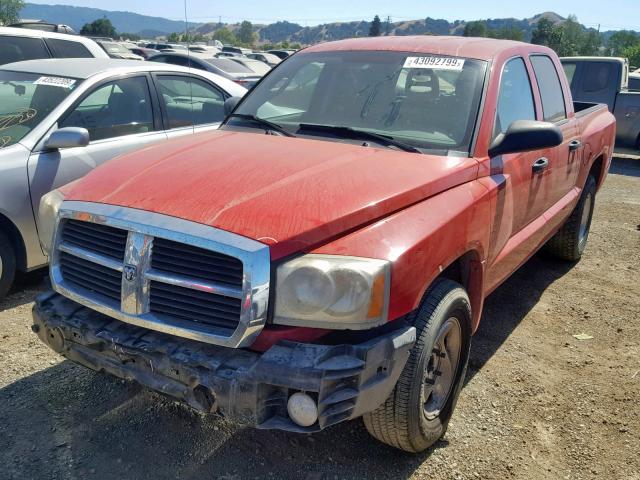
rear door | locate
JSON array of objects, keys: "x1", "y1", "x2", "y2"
[
  {"x1": 28, "y1": 74, "x2": 167, "y2": 217},
  {"x1": 529, "y1": 54, "x2": 581, "y2": 205}
]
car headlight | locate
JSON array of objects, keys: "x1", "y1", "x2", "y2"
[
  {"x1": 38, "y1": 189, "x2": 65, "y2": 255},
  {"x1": 274, "y1": 254, "x2": 390, "y2": 329}
]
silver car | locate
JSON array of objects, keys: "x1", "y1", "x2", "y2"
[{"x1": 0, "y1": 58, "x2": 246, "y2": 298}]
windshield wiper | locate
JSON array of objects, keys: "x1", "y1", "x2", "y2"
[
  {"x1": 298, "y1": 123, "x2": 422, "y2": 154},
  {"x1": 227, "y1": 113, "x2": 295, "y2": 137}
]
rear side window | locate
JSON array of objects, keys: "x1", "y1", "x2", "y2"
[
  {"x1": 0, "y1": 36, "x2": 50, "y2": 65},
  {"x1": 45, "y1": 39, "x2": 93, "y2": 59},
  {"x1": 530, "y1": 55, "x2": 567, "y2": 122},
  {"x1": 583, "y1": 62, "x2": 614, "y2": 93},
  {"x1": 156, "y1": 75, "x2": 226, "y2": 128},
  {"x1": 494, "y1": 57, "x2": 536, "y2": 136}
]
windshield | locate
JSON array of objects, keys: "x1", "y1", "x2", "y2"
[
  {"x1": 0, "y1": 71, "x2": 78, "y2": 149},
  {"x1": 230, "y1": 51, "x2": 487, "y2": 154}
]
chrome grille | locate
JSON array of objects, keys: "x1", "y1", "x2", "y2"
[
  {"x1": 62, "y1": 219, "x2": 127, "y2": 260},
  {"x1": 50, "y1": 202, "x2": 271, "y2": 348},
  {"x1": 151, "y1": 237, "x2": 243, "y2": 287},
  {"x1": 149, "y1": 281, "x2": 241, "y2": 331},
  {"x1": 59, "y1": 251, "x2": 122, "y2": 303}
]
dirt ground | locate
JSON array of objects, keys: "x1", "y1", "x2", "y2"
[{"x1": 1, "y1": 159, "x2": 638, "y2": 480}]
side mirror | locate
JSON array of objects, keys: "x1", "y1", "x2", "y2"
[
  {"x1": 488, "y1": 120, "x2": 563, "y2": 157},
  {"x1": 224, "y1": 96, "x2": 242, "y2": 116},
  {"x1": 44, "y1": 127, "x2": 90, "y2": 150}
]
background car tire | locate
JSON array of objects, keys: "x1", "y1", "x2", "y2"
[
  {"x1": 545, "y1": 175, "x2": 597, "y2": 261},
  {"x1": 0, "y1": 230, "x2": 17, "y2": 301},
  {"x1": 363, "y1": 278, "x2": 472, "y2": 453}
]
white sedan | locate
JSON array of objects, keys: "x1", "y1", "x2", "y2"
[{"x1": 0, "y1": 58, "x2": 246, "y2": 298}]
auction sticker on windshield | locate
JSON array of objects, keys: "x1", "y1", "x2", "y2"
[
  {"x1": 403, "y1": 56, "x2": 465, "y2": 71},
  {"x1": 33, "y1": 76, "x2": 76, "y2": 89}
]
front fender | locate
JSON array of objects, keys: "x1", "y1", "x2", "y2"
[{"x1": 314, "y1": 180, "x2": 492, "y2": 330}]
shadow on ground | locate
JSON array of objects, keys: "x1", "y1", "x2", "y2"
[
  {"x1": 610, "y1": 157, "x2": 640, "y2": 177},
  {"x1": 0, "y1": 269, "x2": 47, "y2": 312},
  {"x1": 0, "y1": 253, "x2": 575, "y2": 479}
]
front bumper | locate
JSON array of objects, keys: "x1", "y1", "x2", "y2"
[{"x1": 33, "y1": 292, "x2": 415, "y2": 432}]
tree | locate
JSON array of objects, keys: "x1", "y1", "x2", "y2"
[
  {"x1": 0, "y1": 0, "x2": 23, "y2": 25},
  {"x1": 167, "y1": 32, "x2": 180, "y2": 42},
  {"x1": 369, "y1": 15, "x2": 381, "y2": 37},
  {"x1": 531, "y1": 18, "x2": 555, "y2": 46},
  {"x1": 237, "y1": 20, "x2": 256, "y2": 46},
  {"x1": 489, "y1": 25, "x2": 524, "y2": 41},
  {"x1": 623, "y1": 45, "x2": 640, "y2": 68},
  {"x1": 212, "y1": 27, "x2": 237, "y2": 45},
  {"x1": 579, "y1": 30, "x2": 602, "y2": 56},
  {"x1": 607, "y1": 30, "x2": 639, "y2": 56},
  {"x1": 463, "y1": 21, "x2": 487, "y2": 38},
  {"x1": 80, "y1": 18, "x2": 116, "y2": 38}
]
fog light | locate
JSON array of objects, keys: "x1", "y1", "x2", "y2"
[{"x1": 287, "y1": 392, "x2": 318, "y2": 427}]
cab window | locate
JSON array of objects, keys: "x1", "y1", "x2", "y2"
[{"x1": 494, "y1": 57, "x2": 536, "y2": 137}]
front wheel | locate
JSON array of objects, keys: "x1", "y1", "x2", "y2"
[
  {"x1": 363, "y1": 278, "x2": 472, "y2": 453},
  {"x1": 545, "y1": 175, "x2": 597, "y2": 261}
]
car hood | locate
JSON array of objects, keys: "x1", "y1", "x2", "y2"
[{"x1": 65, "y1": 131, "x2": 479, "y2": 259}]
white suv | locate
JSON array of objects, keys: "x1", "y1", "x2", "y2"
[{"x1": 0, "y1": 27, "x2": 108, "y2": 65}]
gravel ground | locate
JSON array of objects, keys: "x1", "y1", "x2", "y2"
[{"x1": 1, "y1": 161, "x2": 638, "y2": 480}]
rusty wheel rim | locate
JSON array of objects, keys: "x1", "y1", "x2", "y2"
[{"x1": 423, "y1": 317, "x2": 462, "y2": 420}]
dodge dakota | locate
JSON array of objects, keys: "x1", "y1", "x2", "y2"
[{"x1": 33, "y1": 37, "x2": 615, "y2": 453}]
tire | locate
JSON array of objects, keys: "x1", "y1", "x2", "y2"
[
  {"x1": 363, "y1": 278, "x2": 472, "y2": 453},
  {"x1": 0, "y1": 230, "x2": 17, "y2": 301},
  {"x1": 545, "y1": 175, "x2": 597, "y2": 261}
]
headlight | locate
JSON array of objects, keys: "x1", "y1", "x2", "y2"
[
  {"x1": 38, "y1": 189, "x2": 65, "y2": 255},
  {"x1": 274, "y1": 254, "x2": 390, "y2": 329}
]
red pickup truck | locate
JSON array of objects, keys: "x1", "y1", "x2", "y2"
[{"x1": 33, "y1": 37, "x2": 615, "y2": 453}]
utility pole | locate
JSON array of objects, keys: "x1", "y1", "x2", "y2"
[{"x1": 385, "y1": 15, "x2": 391, "y2": 35}]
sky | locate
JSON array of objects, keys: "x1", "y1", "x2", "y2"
[{"x1": 25, "y1": 0, "x2": 640, "y2": 31}]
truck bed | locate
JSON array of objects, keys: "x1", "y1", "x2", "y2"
[{"x1": 573, "y1": 101, "x2": 607, "y2": 117}]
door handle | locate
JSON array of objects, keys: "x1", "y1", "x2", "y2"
[
  {"x1": 532, "y1": 157, "x2": 549, "y2": 173},
  {"x1": 569, "y1": 140, "x2": 582, "y2": 151}
]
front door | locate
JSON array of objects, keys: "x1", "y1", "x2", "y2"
[{"x1": 28, "y1": 75, "x2": 167, "y2": 228}]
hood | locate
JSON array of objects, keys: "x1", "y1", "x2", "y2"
[{"x1": 66, "y1": 131, "x2": 478, "y2": 259}]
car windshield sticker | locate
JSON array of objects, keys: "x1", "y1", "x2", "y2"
[
  {"x1": 33, "y1": 76, "x2": 76, "y2": 89},
  {"x1": 403, "y1": 56, "x2": 465, "y2": 71}
]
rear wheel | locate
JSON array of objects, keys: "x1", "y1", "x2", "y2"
[
  {"x1": 545, "y1": 175, "x2": 597, "y2": 261},
  {"x1": 363, "y1": 278, "x2": 472, "y2": 453},
  {"x1": 0, "y1": 230, "x2": 17, "y2": 301}
]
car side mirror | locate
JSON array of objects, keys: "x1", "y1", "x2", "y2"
[
  {"x1": 224, "y1": 96, "x2": 242, "y2": 116},
  {"x1": 488, "y1": 120, "x2": 563, "y2": 157},
  {"x1": 44, "y1": 127, "x2": 90, "y2": 150}
]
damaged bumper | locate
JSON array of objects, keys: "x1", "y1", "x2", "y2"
[{"x1": 33, "y1": 292, "x2": 415, "y2": 432}]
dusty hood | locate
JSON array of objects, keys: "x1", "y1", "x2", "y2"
[{"x1": 66, "y1": 131, "x2": 478, "y2": 259}]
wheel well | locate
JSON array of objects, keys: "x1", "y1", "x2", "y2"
[
  {"x1": 589, "y1": 155, "x2": 605, "y2": 189},
  {"x1": 0, "y1": 213, "x2": 27, "y2": 271},
  {"x1": 438, "y1": 251, "x2": 483, "y2": 331}
]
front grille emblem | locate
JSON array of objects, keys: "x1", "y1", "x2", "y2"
[{"x1": 123, "y1": 265, "x2": 137, "y2": 282}]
